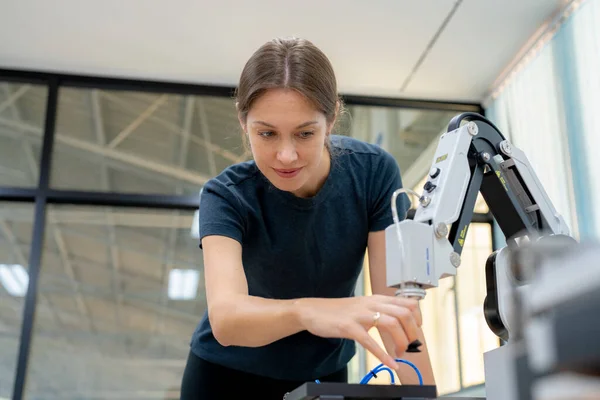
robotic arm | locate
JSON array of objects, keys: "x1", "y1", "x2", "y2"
[
  {"x1": 286, "y1": 113, "x2": 587, "y2": 400},
  {"x1": 385, "y1": 112, "x2": 572, "y2": 341}
]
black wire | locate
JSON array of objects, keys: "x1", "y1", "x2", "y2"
[{"x1": 447, "y1": 112, "x2": 506, "y2": 140}]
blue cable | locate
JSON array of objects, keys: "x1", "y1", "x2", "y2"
[
  {"x1": 395, "y1": 358, "x2": 423, "y2": 386},
  {"x1": 315, "y1": 358, "x2": 423, "y2": 386},
  {"x1": 359, "y1": 366, "x2": 395, "y2": 384}
]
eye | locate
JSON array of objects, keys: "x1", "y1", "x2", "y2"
[
  {"x1": 258, "y1": 131, "x2": 275, "y2": 138},
  {"x1": 298, "y1": 131, "x2": 314, "y2": 139}
]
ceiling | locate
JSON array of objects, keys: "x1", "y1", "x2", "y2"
[{"x1": 0, "y1": 0, "x2": 568, "y2": 102}]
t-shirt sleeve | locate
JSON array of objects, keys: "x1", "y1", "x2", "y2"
[
  {"x1": 368, "y1": 150, "x2": 411, "y2": 232},
  {"x1": 198, "y1": 179, "x2": 245, "y2": 249}
]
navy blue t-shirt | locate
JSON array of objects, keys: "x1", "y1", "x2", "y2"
[{"x1": 190, "y1": 135, "x2": 410, "y2": 381}]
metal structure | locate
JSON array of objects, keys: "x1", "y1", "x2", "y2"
[{"x1": 0, "y1": 67, "x2": 487, "y2": 400}]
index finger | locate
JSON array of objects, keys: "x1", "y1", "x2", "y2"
[{"x1": 351, "y1": 325, "x2": 399, "y2": 370}]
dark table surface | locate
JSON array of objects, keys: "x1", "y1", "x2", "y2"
[{"x1": 285, "y1": 382, "x2": 485, "y2": 400}]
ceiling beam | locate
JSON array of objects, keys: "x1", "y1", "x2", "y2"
[
  {"x1": 107, "y1": 94, "x2": 168, "y2": 149},
  {"x1": 179, "y1": 97, "x2": 194, "y2": 170},
  {"x1": 0, "y1": 84, "x2": 30, "y2": 115},
  {"x1": 0, "y1": 116, "x2": 211, "y2": 185},
  {"x1": 101, "y1": 90, "x2": 241, "y2": 163},
  {"x1": 197, "y1": 99, "x2": 217, "y2": 175},
  {"x1": 2, "y1": 84, "x2": 99, "y2": 341},
  {"x1": 1, "y1": 84, "x2": 38, "y2": 186},
  {"x1": 90, "y1": 89, "x2": 125, "y2": 335}
]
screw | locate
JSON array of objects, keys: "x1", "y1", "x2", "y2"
[
  {"x1": 500, "y1": 140, "x2": 512, "y2": 156},
  {"x1": 467, "y1": 122, "x2": 478, "y2": 136},
  {"x1": 480, "y1": 152, "x2": 491, "y2": 162},
  {"x1": 450, "y1": 252, "x2": 461, "y2": 267},
  {"x1": 435, "y1": 223, "x2": 448, "y2": 238},
  {"x1": 420, "y1": 196, "x2": 431, "y2": 207}
]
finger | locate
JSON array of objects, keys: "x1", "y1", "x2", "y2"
[
  {"x1": 389, "y1": 297, "x2": 422, "y2": 327},
  {"x1": 352, "y1": 325, "x2": 399, "y2": 370},
  {"x1": 377, "y1": 304, "x2": 420, "y2": 344},
  {"x1": 379, "y1": 330, "x2": 398, "y2": 358},
  {"x1": 376, "y1": 314, "x2": 409, "y2": 357}
]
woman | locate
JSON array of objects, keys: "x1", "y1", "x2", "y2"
[{"x1": 180, "y1": 37, "x2": 435, "y2": 399}]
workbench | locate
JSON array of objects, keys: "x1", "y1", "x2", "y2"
[{"x1": 284, "y1": 382, "x2": 485, "y2": 399}]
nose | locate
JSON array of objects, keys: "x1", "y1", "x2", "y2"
[{"x1": 277, "y1": 141, "x2": 298, "y2": 165}]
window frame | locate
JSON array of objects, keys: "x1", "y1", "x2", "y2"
[{"x1": 0, "y1": 67, "x2": 483, "y2": 400}]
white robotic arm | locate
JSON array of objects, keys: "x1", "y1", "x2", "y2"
[{"x1": 386, "y1": 112, "x2": 572, "y2": 341}]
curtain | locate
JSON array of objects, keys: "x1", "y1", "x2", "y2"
[
  {"x1": 486, "y1": 0, "x2": 600, "y2": 240},
  {"x1": 485, "y1": 41, "x2": 579, "y2": 238},
  {"x1": 564, "y1": 0, "x2": 600, "y2": 237}
]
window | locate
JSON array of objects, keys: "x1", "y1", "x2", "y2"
[
  {"x1": 456, "y1": 223, "x2": 498, "y2": 387},
  {"x1": 0, "y1": 69, "x2": 482, "y2": 398},
  {"x1": 0, "y1": 82, "x2": 46, "y2": 187},
  {"x1": 49, "y1": 88, "x2": 244, "y2": 195},
  {"x1": 25, "y1": 206, "x2": 200, "y2": 399},
  {"x1": 0, "y1": 203, "x2": 34, "y2": 400}
]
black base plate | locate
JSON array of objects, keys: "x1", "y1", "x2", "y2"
[{"x1": 285, "y1": 382, "x2": 438, "y2": 399}]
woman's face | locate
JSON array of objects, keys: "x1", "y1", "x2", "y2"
[{"x1": 241, "y1": 88, "x2": 334, "y2": 197}]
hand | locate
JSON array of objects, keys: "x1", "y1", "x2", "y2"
[
  {"x1": 295, "y1": 295, "x2": 422, "y2": 370},
  {"x1": 379, "y1": 302, "x2": 422, "y2": 359}
]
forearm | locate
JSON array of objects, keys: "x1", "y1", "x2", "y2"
[
  {"x1": 209, "y1": 294, "x2": 305, "y2": 347},
  {"x1": 374, "y1": 287, "x2": 436, "y2": 386}
]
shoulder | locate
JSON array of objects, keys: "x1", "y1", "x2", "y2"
[
  {"x1": 330, "y1": 135, "x2": 399, "y2": 175},
  {"x1": 330, "y1": 135, "x2": 385, "y2": 156},
  {"x1": 200, "y1": 160, "x2": 261, "y2": 209},
  {"x1": 206, "y1": 160, "x2": 260, "y2": 189}
]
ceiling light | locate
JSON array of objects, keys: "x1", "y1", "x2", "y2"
[
  {"x1": 0, "y1": 264, "x2": 29, "y2": 297},
  {"x1": 168, "y1": 269, "x2": 199, "y2": 300}
]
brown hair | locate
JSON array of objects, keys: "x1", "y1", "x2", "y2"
[{"x1": 235, "y1": 37, "x2": 344, "y2": 147}]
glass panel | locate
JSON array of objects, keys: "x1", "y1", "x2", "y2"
[
  {"x1": 0, "y1": 82, "x2": 46, "y2": 187},
  {"x1": 474, "y1": 193, "x2": 489, "y2": 214},
  {"x1": 345, "y1": 106, "x2": 458, "y2": 174},
  {"x1": 0, "y1": 202, "x2": 35, "y2": 399},
  {"x1": 456, "y1": 222, "x2": 498, "y2": 387},
  {"x1": 26, "y1": 205, "x2": 201, "y2": 399},
  {"x1": 50, "y1": 88, "x2": 244, "y2": 195},
  {"x1": 420, "y1": 277, "x2": 461, "y2": 394}
]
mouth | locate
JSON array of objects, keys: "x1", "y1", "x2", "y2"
[{"x1": 273, "y1": 167, "x2": 302, "y2": 178}]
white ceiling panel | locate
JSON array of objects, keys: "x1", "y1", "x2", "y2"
[
  {"x1": 0, "y1": 0, "x2": 567, "y2": 102},
  {"x1": 403, "y1": 0, "x2": 567, "y2": 101}
]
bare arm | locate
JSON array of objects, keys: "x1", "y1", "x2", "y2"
[
  {"x1": 203, "y1": 234, "x2": 422, "y2": 374},
  {"x1": 203, "y1": 235, "x2": 305, "y2": 347},
  {"x1": 367, "y1": 230, "x2": 436, "y2": 386}
]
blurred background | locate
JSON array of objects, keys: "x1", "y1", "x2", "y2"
[{"x1": 0, "y1": 0, "x2": 598, "y2": 399}]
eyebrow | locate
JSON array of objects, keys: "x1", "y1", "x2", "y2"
[{"x1": 252, "y1": 120, "x2": 319, "y2": 129}]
